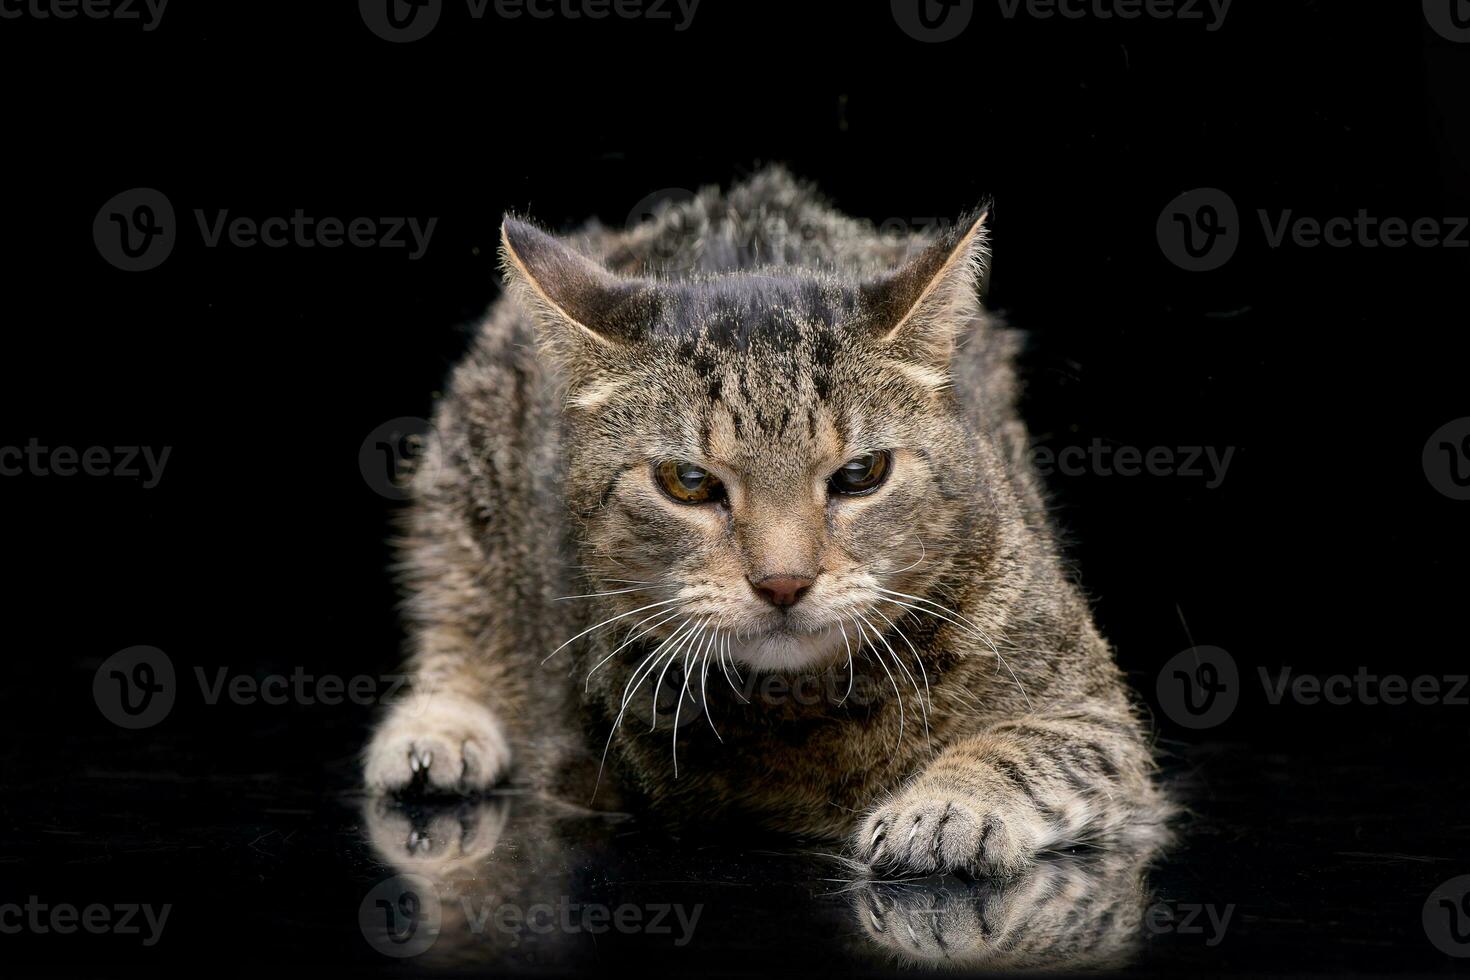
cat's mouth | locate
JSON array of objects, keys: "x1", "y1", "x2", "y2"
[{"x1": 725, "y1": 618, "x2": 848, "y2": 672}]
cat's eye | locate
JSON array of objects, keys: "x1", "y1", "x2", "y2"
[
  {"x1": 655, "y1": 460, "x2": 726, "y2": 505},
  {"x1": 829, "y1": 451, "x2": 892, "y2": 497}
]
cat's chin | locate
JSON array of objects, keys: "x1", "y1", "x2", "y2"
[{"x1": 726, "y1": 624, "x2": 846, "y2": 673}]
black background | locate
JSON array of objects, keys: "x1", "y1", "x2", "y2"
[{"x1": 2, "y1": 0, "x2": 1468, "y2": 975}]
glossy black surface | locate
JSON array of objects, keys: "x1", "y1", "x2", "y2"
[{"x1": 2, "y1": 709, "x2": 1466, "y2": 975}]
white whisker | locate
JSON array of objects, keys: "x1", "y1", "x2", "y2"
[
  {"x1": 836, "y1": 619, "x2": 856, "y2": 705},
  {"x1": 891, "y1": 534, "x2": 928, "y2": 576},
  {"x1": 584, "y1": 608, "x2": 683, "y2": 691},
  {"x1": 718, "y1": 629, "x2": 749, "y2": 703},
  {"x1": 851, "y1": 613, "x2": 903, "y2": 750},
  {"x1": 593, "y1": 615, "x2": 698, "y2": 803},
  {"x1": 651, "y1": 616, "x2": 709, "y2": 732},
  {"x1": 700, "y1": 623, "x2": 724, "y2": 744},
  {"x1": 859, "y1": 610, "x2": 929, "y2": 743},
  {"x1": 877, "y1": 594, "x2": 1034, "y2": 710},
  {"x1": 875, "y1": 586, "x2": 986, "y2": 634},
  {"x1": 554, "y1": 584, "x2": 677, "y2": 602},
  {"x1": 543, "y1": 596, "x2": 687, "y2": 665},
  {"x1": 869, "y1": 607, "x2": 931, "y2": 745}
]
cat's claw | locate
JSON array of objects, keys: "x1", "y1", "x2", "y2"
[
  {"x1": 855, "y1": 787, "x2": 1044, "y2": 878},
  {"x1": 364, "y1": 694, "x2": 511, "y2": 794}
]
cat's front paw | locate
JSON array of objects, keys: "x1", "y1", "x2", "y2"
[
  {"x1": 363, "y1": 694, "x2": 511, "y2": 794},
  {"x1": 855, "y1": 784, "x2": 1046, "y2": 878}
]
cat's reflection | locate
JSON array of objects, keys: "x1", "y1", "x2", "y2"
[
  {"x1": 359, "y1": 792, "x2": 631, "y2": 967},
  {"x1": 847, "y1": 831, "x2": 1168, "y2": 972},
  {"x1": 361, "y1": 794, "x2": 1166, "y2": 972}
]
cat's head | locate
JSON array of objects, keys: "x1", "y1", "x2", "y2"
[{"x1": 500, "y1": 210, "x2": 998, "y2": 672}]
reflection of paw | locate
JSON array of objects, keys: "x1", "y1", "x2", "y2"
[
  {"x1": 363, "y1": 695, "x2": 510, "y2": 794},
  {"x1": 855, "y1": 880, "x2": 990, "y2": 963},
  {"x1": 362, "y1": 796, "x2": 510, "y2": 877},
  {"x1": 855, "y1": 786, "x2": 1044, "y2": 878},
  {"x1": 850, "y1": 853, "x2": 1149, "y2": 971}
]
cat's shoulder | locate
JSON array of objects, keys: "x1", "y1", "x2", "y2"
[{"x1": 590, "y1": 165, "x2": 930, "y2": 277}]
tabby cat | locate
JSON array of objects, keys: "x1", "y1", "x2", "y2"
[{"x1": 363, "y1": 168, "x2": 1169, "y2": 876}]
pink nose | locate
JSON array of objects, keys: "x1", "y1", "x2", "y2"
[{"x1": 750, "y1": 574, "x2": 815, "y2": 608}]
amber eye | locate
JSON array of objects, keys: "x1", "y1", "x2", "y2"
[
  {"x1": 655, "y1": 460, "x2": 726, "y2": 504},
  {"x1": 829, "y1": 451, "x2": 891, "y2": 497}
]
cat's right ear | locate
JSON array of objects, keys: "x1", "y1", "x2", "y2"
[{"x1": 498, "y1": 216, "x2": 645, "y2": 388}]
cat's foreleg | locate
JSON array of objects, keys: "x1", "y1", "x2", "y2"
[{"x1": 853, "y1": 709, "x2": 1160, "y2": 877}]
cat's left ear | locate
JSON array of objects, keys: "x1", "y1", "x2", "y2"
[
  {"x1": 498, "y1": 216, "x2": 648, "y2": 388},
  {"x1": 861, "y1": 207, "x2": 991, "y2": 375}
]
